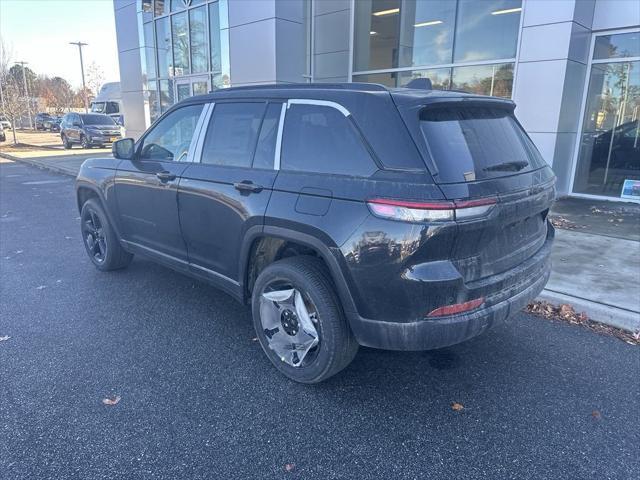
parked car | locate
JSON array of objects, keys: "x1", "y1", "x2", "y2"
[
  {"x1": 60, "y1": 113, "x2": 121, "y2": 149},
  {"x1": 0, "y1": 115, "x2": 11, "y2": 130},
  {"x1": 75, "y1": 83, "x2": 556, "y2": 383},
  {"x1": 0, "y1": 123, "x2": 5, "y2": 142},
  {"x1": 44, "y1": 116, "x2": 62, "y2": 132},
  {"x1": 35, "y1": 112, "x2": 54, "y2": 130}
]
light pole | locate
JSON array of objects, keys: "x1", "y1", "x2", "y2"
[
  {"x1": 70, "y1": 41, "x2": 89, "y2": 113},
  {"x1": 15, "y1": 61, "x2": 33, "y2": 129}
]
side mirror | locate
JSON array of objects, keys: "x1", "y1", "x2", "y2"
[{"x1": 113, "y1": 138, "x2": 135, "y2": 160}]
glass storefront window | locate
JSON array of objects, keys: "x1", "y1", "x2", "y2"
[
  {"x1": 453, "y1": 0, "x2": 521, "y2": 62},
  {"x1": 159, "y1": 79, "x2": 174, "y2": 113},
  {"x1": 573, "y1": 60, "x2": 639, "y2": 197},
  {"x1": 353, "y1": 67, "x2": 451, "y2": 90},
  {"x1": 156, "y1": 16, "x2": 171, "y2": 78},
  {"x1": 148, "y1": 80, "x2": 159, "y2": 123},
  {"x1": 209, "y1": 1, "x2": 222, "y2": 73},
  {"x1": 354, "y1": 0, "x2": 455, "y2": 71},
  {"x1": 451, "y1": 63, "x2": 514, "y2": 98},
  {"x1": 170, "y1": 0, "x2": 185, "y2": 12},
  {"x1": 594, "y1": 32, "x2": 640, "y2": 60},
  {"x1": 154, "y1": 0, "x2": 168, "y2": 16},
  {"x1": 190, "y1": 6, "x2": 208, "y2": 73},
  {"x1": 171, "y1": 12, "x2": 190, "y2": 75},
  {"x1": 143, "y1": 21, "x2": 157, "y2": 80}
]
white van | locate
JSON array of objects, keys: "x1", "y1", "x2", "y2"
[{"x1": 90, "y1": 82, "x2": 123, "y2": 126}]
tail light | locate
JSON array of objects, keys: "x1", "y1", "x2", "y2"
[
  {"x1": 427, "y1": 297, "x2": 485, "y2": 317},
  {"x1": 367, "y1": 197, "x2": 496, "y2": 223}
]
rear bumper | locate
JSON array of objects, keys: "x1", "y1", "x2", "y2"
[{"x1": 348, "y1": 227, "x2": 553, "y2": 351}]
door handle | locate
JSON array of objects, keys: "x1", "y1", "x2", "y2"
[
  {"x1": 233, "y1": 181, "x2": 263, "y2": 193},
  {"x1": 156, "y1": 171, "x2": 176, "y2": 182}
]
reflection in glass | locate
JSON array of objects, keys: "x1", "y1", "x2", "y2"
[
  {"x1": 159, "y1": 79, "x2": 174, "y2": 113},
  {"x1": 172, "y1": 12, "x2": 189, "y2": 76},
  {"x1": 453, "y1": 0, "x2": 521, "y2": 62},
  {"x1": 170, "y1": 0, "x2": 185, "y2": 13},
  {"x1": 594, "y1": 32, "x2": 640, "y2": 60},
  {"x1": 451, "y1": 63, "x2": 514, "y2": 98},
  {"x1": 354, "y1": 0, "x2": 455, "y2": 71},
  {"x1": 148, "y1": 80, "x2": 159, "y2": 123},
  {"x1": 154, "y1": 0, "x2": 168, "y2": 16},
  {"x1": 142, "y1": 21, "x2": 157, "y2": 80},
  {"x1": 193, "y1": 81, "x2": 208, "y2": 96},
  {"x1": 209, "y1": 1, "x2": 222, "y2": 73},
  {"x1": 156, "y1": 17, "x2": 171, "y2": 77},
  {"x1": 353, "y1": 67, "x2": 451, "y2": 90},
  {"x1": 573, "y1": 61, "x2": 640, "y2": 197},
  {"x1": 190, "y1": 6, "x2": 208, "y2": 73},
  {"x1": 176, "y1": 83, "x2": 190, "y2": 102}
]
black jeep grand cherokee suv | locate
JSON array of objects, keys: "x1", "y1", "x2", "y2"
[{"x1": 76, "y1": 83, "x2": 555, "y2": 383}]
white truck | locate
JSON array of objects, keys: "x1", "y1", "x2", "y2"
[{"x1": 90, "y1": 82, "x2": 123, "y2": 126}]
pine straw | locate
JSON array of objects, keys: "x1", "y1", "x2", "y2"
[{"x1": 525, "y1": 301, "x2": 639, "y2": 345}]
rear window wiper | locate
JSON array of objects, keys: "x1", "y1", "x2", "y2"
[{"x1": 483, "y1": 161, "x2": 528, "y2": 172}]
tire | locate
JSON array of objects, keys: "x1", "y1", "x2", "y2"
[
  {"x1": 80, "y1": 198, "x2": 133, "y2": 271},
  {"x1": 251, "y1": 256, "x2": 358, "y2": 383},
  {"x1": 80, "y1": 135, "x2": 90, "y2": 149},
  {"x1": 62, "y1": 134, "x2": 72, "y2": 149}
]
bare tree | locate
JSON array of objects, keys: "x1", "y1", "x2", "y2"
[
  {"x1": 0, "y1": 36, "x2": 14, "y2": 115},
  {"x1": 2, "y1": 76, "x2": 25, "y2": 144},
  {"x1": 86, "y1": 61, "x2": 105, "y2": 99}
]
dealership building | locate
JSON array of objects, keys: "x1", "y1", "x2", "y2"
[{"x1": 113, "y1": 0, "x2": 639, "y2": 201}]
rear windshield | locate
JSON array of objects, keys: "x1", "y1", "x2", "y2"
[
  {"x1": 419, "y1": 106, "x2": 546, "y2": 183},
  {"x1": 81, "y1": 114, "x2": 116, "y2": 126}
]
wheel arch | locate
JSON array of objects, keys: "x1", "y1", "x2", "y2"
[{"x1": 240, "y1": 225, "x2": 359, "y2": 321}]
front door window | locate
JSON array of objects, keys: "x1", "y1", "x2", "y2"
[{"x1": 573, "y1": 32, "x2": 640, "y2": 199}]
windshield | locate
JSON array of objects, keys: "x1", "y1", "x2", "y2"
[
  {"x1": 419, "y1": 106, "x2": 546, "y2": 183},
  {"x1": 81, "y1": 114, "x2": 116, "y2": 126},
  {"x1": 91, "y1": 102, "x2": 106, "y2": 113}
]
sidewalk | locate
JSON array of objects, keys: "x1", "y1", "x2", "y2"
[{"x1": 2, "y1": 149, "x2": 639, "y2": 333}]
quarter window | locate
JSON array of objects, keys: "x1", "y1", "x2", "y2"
[
  {"x1": 280, "y1": 104, "x2": 377, "y2": 177},
  {"x1": 139, "y1": 104, "x2": 204, "y2": 161},
  {"x1": 201, "y1": 103, "x2": 265, "y2": 168}
]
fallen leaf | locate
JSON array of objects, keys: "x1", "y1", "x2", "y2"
[
  {"x1": 0, "y1": 336, "x2": 10, "y2": 341},
  {"x1": 451, "y1": 402, "x2": 464, "y2": 411},
  {"x1": 591, "y1": 410, "x2": 601, "y2": 419},
  {"x1": 251, "y1": 337, "x2": 258, "y2": 342},
  {"x1": 102, "y1": 395, "x2": 121, "y2": 406},
  {"x1": 36, "y1": 285, "x2": 46, "y2": 290},
  {"x1": 284, "y1": 463, "x2": 295, "y2": 473}
]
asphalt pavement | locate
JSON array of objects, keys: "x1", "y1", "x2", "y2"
[{"x1": 1, "y1": 160, "x2": 639, "y2": 480}]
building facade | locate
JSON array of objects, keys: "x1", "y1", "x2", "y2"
[{"x1": 113, "y1": 0, "x2": 639, "y2": 202}]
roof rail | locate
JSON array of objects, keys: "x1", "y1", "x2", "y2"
[
  {"x1": 209, "y1": 82, "x2": 389, "y2": 94},
  {"x1": 405, "y1": 78, "x2": 432, "y2": 90}
]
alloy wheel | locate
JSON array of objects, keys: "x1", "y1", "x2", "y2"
[
  {"x1": 82, "y1": 209, "x2": 107, "y2": 263},
  {"x1": 259, "y1": 284, "x2": 321, "y2": 367}
]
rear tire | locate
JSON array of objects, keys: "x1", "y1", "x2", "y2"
[
  {"x1": 80, "y1": 198, "x2": 133, "y2": 271},
  {"x1": 80, "y1": 135, "x2": 90, "y2": 149},
  {"x1": 251, "y1": 256, "x2": 358, "y2": 383}
]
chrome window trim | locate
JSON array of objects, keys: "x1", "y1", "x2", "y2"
[
  {"x1": 273, "y1": 103, "x2": 287, "y2": 170},
  {"x1": 191, "y1": 102, "x2": 215, "y2": 163},
  {"x1": 287, "y1": 98, "x2": 351, "y2": 117}
]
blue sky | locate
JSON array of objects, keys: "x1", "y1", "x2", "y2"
[{"x1": 1, "y1": 0, "x2": 120, "y2": 87}]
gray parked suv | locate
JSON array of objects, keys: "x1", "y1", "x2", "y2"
[{"x1": 60, "y1": 113, "x2": 122, "y2": 149}]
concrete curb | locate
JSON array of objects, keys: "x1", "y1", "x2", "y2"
[
  {"x1": 0, "y1": 152, "x2": 77, "y2": 177},
  {"x1": 539, "y1": 289, "x2": 640, "y2": 333}
]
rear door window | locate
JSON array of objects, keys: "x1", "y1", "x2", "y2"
[
  {"x1": 281, "y1": 103, "x2": 377, "y2": 177},
  {"x1": 419, "y1": 106, "x2": 546, "y2": 183},
  {"x1": 201, "y1": 102, "x2": 265, "y2": 168}
]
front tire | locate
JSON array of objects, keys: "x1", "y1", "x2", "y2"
[
  {"x1": 80, "y1": 135, "x2": 90, "y2": 149},
  {"x1": 62, "y1": 134, "x2": 72, "y2": 149},
  {"x1": 252, "y1": 256, "x2": 358, "y2": 383},
  {"x1": 80, "y1": 198, "x2": 133, "y2": 271}
]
